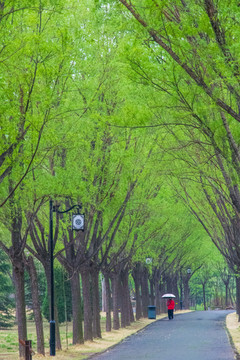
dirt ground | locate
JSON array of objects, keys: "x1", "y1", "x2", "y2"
[{"x1": 226, "y1": 312, "x2": 240, "y2": 356}]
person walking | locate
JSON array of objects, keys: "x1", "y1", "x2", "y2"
[{"x1": 167, "y1": 298, "x2": 175, "y2": 320}]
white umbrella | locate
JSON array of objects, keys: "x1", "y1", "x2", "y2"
[{"x1": 162, "y1": 293, "x2": 176, "y2": 298}]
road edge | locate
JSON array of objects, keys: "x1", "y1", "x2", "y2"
[{"x1": 224, "y1": 313, "x2": 240, "y2": 360}]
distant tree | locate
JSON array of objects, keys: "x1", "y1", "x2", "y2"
[{"x1": 0, "y1": 250, "x2": 15, "y2": 328}]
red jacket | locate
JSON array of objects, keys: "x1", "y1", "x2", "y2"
[{"x1": 167, "y1": 299, "x2": 175, "y2": 310}]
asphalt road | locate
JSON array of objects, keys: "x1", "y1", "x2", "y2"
[{"x1": 92, "y1": 311, "x2": 236, "y2": 360}]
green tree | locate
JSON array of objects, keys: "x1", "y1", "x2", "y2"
[{"x1": 110, "y1": 0, "x2": 240, "y2": 318}]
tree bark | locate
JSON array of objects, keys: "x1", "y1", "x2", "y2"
[
  {"x1": 166, "y1": 274, "x2": 174, "y2": 293},
  {"x1": 111, "y1": 273, "x2": 120, "y2": 330},
  {"x1": 179, "y1": 275, "x2": 183, "y2": 310},
  {"x1": 173, "y1": 277, "x2": 180, "y2": 310},
  {"x1": 124, "y1": 271, "x2": 134, "y2": 323},
  {"x1": 8, "y1": 204, "x2": 27, "y2": 359},
  {"x1": 13, "y1": 257, "x2": 27, "y2": 359},
  {"x1": 104, "y1": 273, "x2": 112, "y2": 332},
  {"x1": 183, "y1": 280, "x2": 190, "y2": 309},
  {"x1": 203, "y1": 283, "x2": 207, "y2": 310},
  {"x1": 141, "y1": 267, "x2": 149, "y2": 318},
  {"x1": 225, "y1": 283, "x2": 229, "y2": 308},
  {"x1": 26, "y1": 256, "x2": 45, "y2": 355},
  {"x1": 159, "y1": 281, "x2": 166, "y2": 313},
  {"x1": 102, "y1": 277, "x2": 106, "y2": 313},
  {"x1": 222, "y1": 275, "x2": 230, "y2": 308},
  {"x1": 154, "y1": 277, "x2": 161, "y2": 315},
  {"x1": 132, "y1": 264, "x2": 142, "y2": 320},
  {"x1": 81, "y1": 267, "x2": 93, "y2": 341},
  {"x1": 70, "y1": 272, "x2": 84, "y2": 344},
  {"x1": 119, "y1": 277, "x2": 126, "y2": 328},
  {"x1": 91, "y1": 269, "x2": 101, "y2": 338},
  {"x1": 150, "y1": 278, "x2": 154, "y2": 305},
  {"x1": 235, "y1": 275, "x2": 240, "y2": 320},
  {"x1": 128, "y1": 294, "x2": 135, "y2": 323},
  {"x1": 121, "y1": 269, "x2": 131, "y2": 327}
]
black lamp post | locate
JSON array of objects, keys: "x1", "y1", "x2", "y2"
[
  {"x1": 49, "y1": 200, "x2": 55, "y2": 356},
  {"x1": 49, "y1": 199, "x2": 84, "y2": 356}
]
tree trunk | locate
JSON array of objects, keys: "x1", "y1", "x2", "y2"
[
  {"x1": 124, "y1": 271, "x2": 134, "y2": 323},
  {"x1": 70, "y1": 272, "x2": 84, "y2": 344},
  {"x1": 132, "y1": 265, "x2": 142, "y2": 320},
  {"x1": 203, "y1": 283, "x2": 207, "y2": 311},
  {"x1": 111, "y1": 273, "x2": 120, "y2": 330},
  {"x1": 229, "y1": 286, "x2": 235, "y2": 307},
  {"x1": 128, "y1": 294, "x2": 135, "y2": 323},
  {"x1": 119, "y1": 277, "x2": 126, "y2": 328},
  {"x1": 54, "y1": 299, "x2": 61, "y2": 350},
  {"x1": 81, "y1": 267, "x2": 93, "y2": 341},
  {"x1": 26, "y1": 256, "x2": 45, "y2": 355},
  {"x1": 102, "y1": 277, "x2": 106, "y2": 313},
  {"x1": 166, "y1": 274, "x2": 174, "y2": 293},
  {"x1": 91, "y1": 269, "x2": 101, "y2": 338},
  {"x1": 173, "y1": 278, "x2": 179, "y2": 310},
  {"x1": 235, "y1": 275, "x2": 240, "y2": 320},
  {"x1": 183, "y1": 280, "x2": 190, "y2": 309},
  {"x1": 154, "y1": 277, "x2": 161, "y2": 315},
  {"x1": 104, "y1": 273, "x2": 112, "y2": 332},
  {"x1": 225, "y1": 283, "x2": 229, "y2": 308},
  {"x1": 121, "y1": 270, "x2": 130, "y2": 327},
  {"x1": 10, "y1": 206, "x2": 27, "y2": 359},
  {"x1": 159, "y1": 281, "x2": 166, "y2": 313},
  {"x1": 141, "y1": 267, "x2": 149, "y2": 318},
  {"x1": 150, "y1": 278, "x2": 154, "y2": 305},
  {"x1": 13, "y1": 258, "x2": 27, "y2": 359},
  {"x1": 180, "y1": 274, "x2": 183, "y2": 310}
]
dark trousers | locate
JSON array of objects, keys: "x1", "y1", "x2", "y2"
[{"x1": 168, "y1": 309, "x2": 174, "y2": 319}]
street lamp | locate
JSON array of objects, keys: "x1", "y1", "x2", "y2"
[
  {"x1": 49, "y1": 199, "x2": 84, "y2": 356},
  {"x1": 146, "y1": 257, "x2": 152, "y2": 265}
]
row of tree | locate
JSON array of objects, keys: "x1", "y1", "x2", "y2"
[
  {"x1": 0, "y1": 0, "x2": 240, "y2": 357},
  {"x1": 113, "y1": 0, "x2": 240, "y2": 316},
  {"x1": 0, "y1": 244, "x2": 235, "y2": 355}
]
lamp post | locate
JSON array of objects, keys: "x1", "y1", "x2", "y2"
[
  {"x1": 49, "y1": 200, "x2": 55, "y2": 356},
  {"x1": 49, "y1": 200, "x2": 84, "y2": 356}
]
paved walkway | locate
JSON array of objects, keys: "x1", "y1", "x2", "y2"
[{"x1": 92, "y1": 311, "x2": 235, "y2": 360}]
